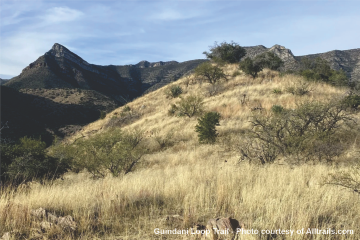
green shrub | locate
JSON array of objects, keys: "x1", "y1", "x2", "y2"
[
  {"x1": 0, "y1": 137, "x2": 70, "y2": 184},
  {"x1": 271, "y1": 105, "x2": 285, "y2": 114},
  {"x1": 166, "y1": 85, "x2": 183, "y2": 98},
  {"x1": 194, "y1": 62, "x2": 227, "y2": 84},
  {"x1": 70, "y1": 129, "x2": 144, "y2": 178},
  {"x1": 273, "y1": 89, "x2": 282, "y2": 94},
  {"x1": 239, "y1": 57, "x2": 262, "y2": 79},
  {"x1": 299, "y1": 57, "x2": 349, "y2": 86},
  {"x1": 203, "y1": 41, "x2": 246, "y2": 64},
  {"x1": 254, "y1": 52, "x2": 284, "y2": 71},
  {"x1": 123, "y1": 105, "x2": 131, "y2": 112},
  {"x1": 169, "y1": 95, "x2": 204, "y2": 118},
  {"x1": 195, "y1": 112, "x2": 221, "y2": 144},
  {"x1": 342, "y1": 94, "x2": 360, "y2": 110},
  {"x1": 100, "y1": 111, "x2": 107, "y2": 119},
  {"x1": 239, "y1": 101, "x2": 354, "y2": 164}
]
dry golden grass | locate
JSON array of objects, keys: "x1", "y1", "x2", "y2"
[{"x1": 1, "y1": 66, "x2": 359, "y2": 239}]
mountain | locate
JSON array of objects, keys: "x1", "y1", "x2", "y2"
[
  {"x1": 0, "y1": 78, "x2": 9, "y2": 85},
  {"x1": 5, "y1": 43, "x2": 207, "y2": 102},
  {"x1": 243, "y1": 44, "x2": 360, "y2": 82},
  {"x1": 0, "y1": 85, "x2": 118, "y2": 144}
]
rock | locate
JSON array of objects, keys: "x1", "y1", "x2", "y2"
[
  {"x1": 205, "y1": 217, "x2": 243, "y2": 240},
  {"x1": 57, "y1": 215, "x2": 77, "y2": 231},
  {"x1": 31, "y1": 207, "x2": 47, "y2": 220},
  {"x1": 30, "y1": 207, "x2": 77, "y2": 232},
  {"x1": 40, "y1": 221, "x2": 54, "y2": 231}
]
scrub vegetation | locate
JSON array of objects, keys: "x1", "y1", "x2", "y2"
[{"x1": 1, "y1": 42, "x2": 360, "y2": 239}]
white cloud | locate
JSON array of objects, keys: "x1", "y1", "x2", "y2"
[{"x1": 42, "y1": 7, "x2": 83, "y2": 23}]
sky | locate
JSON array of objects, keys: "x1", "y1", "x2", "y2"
[{"x1": 1, "y1": 0, "x2": 360, "y2": 79}]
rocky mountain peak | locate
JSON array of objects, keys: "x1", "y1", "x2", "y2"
[{"x1": 269, "y1": 44, "x2": 295, "y2": 60}]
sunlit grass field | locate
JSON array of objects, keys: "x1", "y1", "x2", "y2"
[{"x1": 1, "y1": 66, "x2": 359, "y2": 239}]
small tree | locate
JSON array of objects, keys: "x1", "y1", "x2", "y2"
[
  {"x1": 239, "y1": 57, "x2": 262, "y2": 79},
  {"x1": 169, "y1": 95, "x2": 204, "y2": 118},
  {"x1": 1, "y1": 137, "x2": 70, "y2": 184},
  {"x1": 194, "y1": 62, "x2": 227, "y2": 85},
  {"x1": 166, "y1": 85, "x2": 183, "y2": 98},
  {"x1": 253, "y1": 52, "x2": 284, "y2": 70},
  {"x1": 203, "y1": 41, "x2": 246, "y2": 64},
  {"x1": 195, "y1": 112, "x2": 221, "y2": 144}
]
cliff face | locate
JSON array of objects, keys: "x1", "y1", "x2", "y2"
[
  {"x1": 6, "y1": 43, "x2": 207, "y2": 102},
  {"x1": 244, "y1": 44, "x2": 360, "y2": 82}
]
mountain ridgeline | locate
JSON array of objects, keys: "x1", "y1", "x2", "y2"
[
  {"x1": 5, "y1": 43, "x2": 207, "y2": 102},
  {"x1": 2, "y1": 43, "x2": 360, "y2": 143},
  {"x1": 243, "y1": 44, "x2": 360, "y2": 83}
]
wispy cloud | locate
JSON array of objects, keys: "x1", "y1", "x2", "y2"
[
  {"x1": 42, "y1": 7, "x2": 84, "y2": 23},
  {"x1": 0, "y1": 0, "x2": 359, "y2": 78}
]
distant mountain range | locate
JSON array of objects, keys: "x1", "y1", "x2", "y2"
[
  {"x1": 1, "y1": 43, "x2": 359, "y2": 143},
  {"x1": 243, "y1": 44, "x2": 360, "y2": 82},
  {"x1": 4, "y1": 43, "x2": 207, "y2": 102}
]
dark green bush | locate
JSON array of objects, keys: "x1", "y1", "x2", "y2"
[
  {"x1": 194, "y1": 62, "x2": 227, "y2": 84},
  {"x1": 239, "y1": 57, "x2": 262, "y2": 79},
  {"x1": 342, "y1": 94, "x2": 360, "y2": 110},
  {"x1": 100, "y1": 111, "x2": 107, "y2": 119},
  {"x1": 0, "y1": 137, "x2": 70, "y2": 184},
  {"x1": 271, "y1": 105, "x2": 285, "y2": 114},
  {"x1": 203, "y1": 41, "x2": 246, "y2": 64},
  {"x1": 166, "y1": 85, "x2": 183, "y2": 98},
  {"x1": 254, "y1": 52, "x2": 284, "y2": 71},
  {"x1": 195, "y1": 112, "x2": 221, "y2": 144},
  {"x1": 299, "y1": 57, "x2": 349, "y2": 86}
]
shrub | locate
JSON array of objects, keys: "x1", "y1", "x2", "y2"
[
  {"x1": 239, "y1": 57, "x2": 262, "y2": 79},
  {"x1": 123, "y1": 105, "x2": 131, "y2": 112},
  {"x1": 194, "y1": 62, "x2": 227, "y2": 85},
  {"x1": 341, "y1": 94, "x2": 360, "y2": 110},
  {"x1": 0, "y1": 137, "x2": 70, "y2": 184},
  {"x1": 239, "y1": 101, "x2": 354, "y2": 164},
  {"x1": 70, "y1": 129, "x2": 144, "y2": 178},
  {"x1": 286, "y1": 82, "x2": 311, "y2": 96},
  {"x1": 166, "y1": 85, "x2": 183, "y2": 98},
  {"x1": 169, "y1": 95, "x2": 204, "y2": 118},
  {"x1": 100, "y1": 111, "x2": 106, "y2": 119},
  {"x1": 299, "y1": 57, "x2": 350, "y2": 86},
  {"x1": 195, "y1": 112, "x2": 221, "y2": 144},
  {"x1": 273, "y1": 89, "x2": 282, "y2": 94},
  {"x1": 325, "y1": 163, "x2": 360, "y2": 195},
  {"x1": 253, "y1": 52, "x2": 284, "y2": 71},
  {"x1": 203, "y1": 41, "x2": 246, "y2": 64},
  {"x1": 271, "y1": 105, "x2": 285, "y2": 114}
]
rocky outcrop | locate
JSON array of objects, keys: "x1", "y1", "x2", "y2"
[
  {"x1": 6, "y1": 43, "x2": 207, "y2": 102},
  {"x1": 243, "y1": 44, "x2": 360, "y2": 83}
]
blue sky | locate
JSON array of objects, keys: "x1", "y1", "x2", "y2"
[{"x1": 1, "y1": 0, "x2": 359, "y2": 79}]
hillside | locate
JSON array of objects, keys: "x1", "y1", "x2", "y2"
[
  {"x1": 0, "y1": 78, "x2": 9, "y2": 85},
  {"x1": 2, "y1": 63, "x2": 359, "y2": 239},
  {"x1": 0, "y1": 86, "x2": 118, "y2": 144}
]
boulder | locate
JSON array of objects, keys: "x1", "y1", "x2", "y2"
[{"x1": 205, "y1": 217, "x2": 243, "y2": 240}]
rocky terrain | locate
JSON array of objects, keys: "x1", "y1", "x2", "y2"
[
  {"x1": 5, "y1": 43, "x2": 207, "y2": 102},
  {"x1": 243, "y1": 44, "x2": 360, "y2": 82}
]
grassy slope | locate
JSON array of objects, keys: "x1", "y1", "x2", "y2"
[{"x1": 1, "y1": 65, "x2": 360, "y2": 239}]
